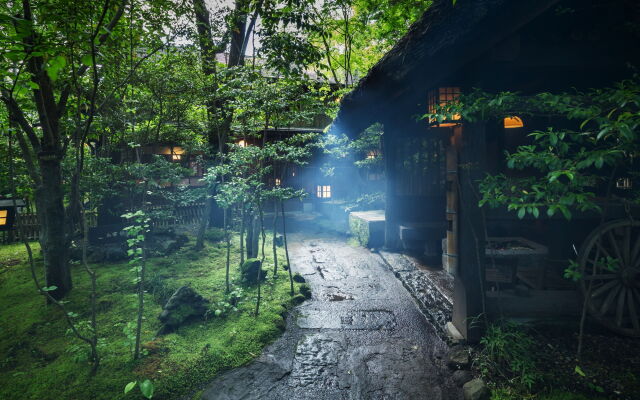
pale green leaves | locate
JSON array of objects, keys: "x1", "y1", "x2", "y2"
[
  {"x1": 124, "y1": 379, "x2": 154, "y2": 399},
  {"x1": 45, "y1": 55, "x2": 67, "y2": 81}
]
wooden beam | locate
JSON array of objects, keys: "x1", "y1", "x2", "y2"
[{"x1": 452, "y1": 122, "x2": 487, "y2": 342}]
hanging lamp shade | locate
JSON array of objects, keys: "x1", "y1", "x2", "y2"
[{"x1": 503, "y1": 116, "x2": 524, "y2": 129}]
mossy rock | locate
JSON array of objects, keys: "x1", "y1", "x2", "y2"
[
  {"x1": 291, "y1": 294, "x2": 306, "y2": 304},
  {"x1": 293, "y1": 272, "x2": 306, "y2": 283},
  {"x1": 282, "y1": 263, "x2": 289, "y2": 271},
  {"x1": 240, "y1": 258, "x2": 267, "y2": 284},
  {"x1": 299, "y1": 284, "x2": 312, "y2": 299}
]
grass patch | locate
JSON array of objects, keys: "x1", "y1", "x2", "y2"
[{"x1": 0, "y1": 231, "x2": 303, "y2": 400}]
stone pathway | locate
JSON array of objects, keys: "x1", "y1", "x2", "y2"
[{"x1": 200, "y1": 224, "x2": 462, "y2": 400}]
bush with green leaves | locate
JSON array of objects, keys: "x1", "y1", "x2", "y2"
[{"x1": 477, "y1": 322, "x2": 541, "y2": 391}]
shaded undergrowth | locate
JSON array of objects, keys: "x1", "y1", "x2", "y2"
[{"x1": 0, "y1": 231, "x2": 302, "y2": 400}]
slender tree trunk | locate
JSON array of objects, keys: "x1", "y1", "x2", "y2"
[
  {"x1": 281, "y1": 201, "x2": 294, "y2": 295},
  {"x1": 239, "y1": 203, "x2": 246, "y2": 265},
  {"x1": 272, "y1": 199, "x2": 279, "y2": 277},
  {"x1": 255, "y1": 203, "x2": 266, "y2": 316},
  {"x1": 195, "y1": 191, "x2": 213, "y2": 250},
  {"x1": 224, "y1": 207, "x2": 231, "y2": 293}
]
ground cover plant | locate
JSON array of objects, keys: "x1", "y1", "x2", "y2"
[
  {"x1": 474, "y1": 321, "x2": 640, "y2": 400},
  {"x1": 0, "y1": 231, "x2": 304, "y2": 400}
]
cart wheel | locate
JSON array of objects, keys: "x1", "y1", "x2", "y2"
[{"x1": 578, "y1": 219, "x2": 640, "y2": 337}]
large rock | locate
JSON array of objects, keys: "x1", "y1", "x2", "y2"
[
  {"x1": 158, "y1": 286, "x2": 209, "y2": 333},
  {"x1": 452, "y1": 370, "x2": 473, "y2": 386},
  {"x1": 240, "y1": 258, "x2": 267, "y2": 284},
  {"x1": 463, "y1": 378, "x2": 489, "y2": 400},
  {"x1": 447, "y1": 345, "x2": 470, "y2": 369}
]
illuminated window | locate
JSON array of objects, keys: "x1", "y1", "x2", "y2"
[
  {"x1": 237, "y1": 140, "x2": 247, "y2": 147},
  {"x1": 617, "y1": 178, "x2": 632, "y2": 190},
  {"x1": 366, "y1": 151, "x2": 377, "y2": 160},
  {"x1": 275, "y1": 178, "x2": 281, "y2": 186},
  {"x1": 427, "y1": 87, "x2": 461, "y2": 127},
  {"x1": 503, "y1": 116, "x2": 524, "y2": 129},
  {"x1": 0, "y1": 209, "x2": 7, "y2": 226},
  {"x1": 316, "y1": 185, "x2": 331, "y2": 199},
  {"x1": 170, "y1": 146, "x2": 184, "y2": 161}
]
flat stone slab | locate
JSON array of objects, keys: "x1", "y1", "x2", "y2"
[
  {"x1": 349, "y1": 210, "x2": 385, "y2": 248},
  {"x1": 297, "y1": 309, "x2": 396, "y2": 330}
]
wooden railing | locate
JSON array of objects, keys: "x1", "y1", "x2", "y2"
[{"x1": 0, "y1": 203, "x2": 206, "y2": 244}]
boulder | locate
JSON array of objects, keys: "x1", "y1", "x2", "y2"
[
  {"x1": 158, "y1": 286, "x2": 209, "y2": 333},
  {"x1": 452, "y1": 370, "x2": 473, "y2": 386},
  {"x1": 447, "y1": 345, "x2": 470, "y2": 370},
  {"x1": 240, "y1": 258, "x2": 267, "y2": 284},
  {"x1": 462, "y1": 378, "x2": 489, "y2": 400},
  {"x1": 274, "y1": 235, "x2": 284, "y2": 247}
]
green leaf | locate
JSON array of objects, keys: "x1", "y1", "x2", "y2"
[
  {"x1": 139, "y1": 379, "x2": 154, "y2": 399},
  {"x1": 575, "y1": 365, "x2": 586, "y2": 377},
  {"x1": 80, "y1": 54, "x2": 93, "y2": 67},
  {"x1": 517, "y1": 207, "x2": 526, "y2": 219},
  {"x1": 124, "y1": 381, "x2": 137, "y2": 394},
  {"x1": 41, "y1": 285, "x2": 58, "y2": 292},
  {"x1": 45, "y1": 55, "x2": 66, "y2": 81},
  {"x1": 532, "y1": 207, "x2": 540, "y2": 218}
]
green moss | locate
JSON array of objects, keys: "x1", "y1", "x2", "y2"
[
  {"x1": 299, "y1": 283, "x2": 311, "y2": 299},
  {"x1": 0, "y1": 233, "x2": 301, "y2": 400},
  {"x1": 348, "y1": 214, "x2": 369, "y2": 247}
]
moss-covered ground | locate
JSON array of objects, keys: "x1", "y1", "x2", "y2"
[{"x1": 0, "y1": 231, "x2": 302, "y2": 400}]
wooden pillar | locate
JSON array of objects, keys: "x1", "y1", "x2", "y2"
[
  {"x1": 452, "y1": 122, "x2": 487, "y2": 342},
  {"x1": 382, "y1": 120, "x2": 400, "y2": 250}
]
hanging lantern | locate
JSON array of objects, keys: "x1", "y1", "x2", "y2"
[
  {"x1": 427, "y1": 87, "x2": 461, "y2": 127},
  {"x1": 503, "y1": 116, "x2": 524, "y2": 129},
  {"x1": 237, "y1": 139, "x2": 247, "y2": 147}
]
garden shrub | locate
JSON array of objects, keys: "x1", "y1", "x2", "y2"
[{"x1": 478, "y1": 322, "x2": 541, "y2": 391}]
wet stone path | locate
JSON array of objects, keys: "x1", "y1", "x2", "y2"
[{"x1": 201, "y1": 226, "x2": 462, "y2": 400}]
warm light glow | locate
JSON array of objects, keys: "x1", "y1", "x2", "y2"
[
  {"x1": 617, "y1": 178, "x2": 632, "y2": 190},
  {"x1": 427, "y1": 87, "x2": 461, "y2": 127},
  {"x1": 275, "y1": 178, "x2": 281, "y2": 186},
  {"x1": 366, "y1": 151, "x2": 377, "y2": 160},
  {"x1": 503, "y1": 116, "x2": 524, "y2": 129},
  {"x1": 170, "y1": 146, "x2": 184, "y2": 161},
  {"x1": 0, "y1": 209, "x2": 7, "y2": 226},
  {"x1": 316, "y1": 185, "x2": 331, "y2": 198},
  {"x1": 237, "y1": 140, "x2": 247, "y2": 147}
]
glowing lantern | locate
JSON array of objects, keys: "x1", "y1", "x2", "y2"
[
  {"x1": 427, "y1": 87, "x2": 461, "y2": 127},
  {"x1": 503, "y1": 116, "x2": 524, "y2": 129},
  {"x1": 275, "y1": 178, "x2": 281, "y2": 186},
  {"x1": 0, "y1": 210, "x2": 7, "y2": 226},
  {"x1": 316, "y1": 185, "x2": 331, "y2": 199},
  {"x1": 170, "y1": 146, "x2": 184, "y2": 161},
  {"x1": 237, "y1": 140, "x2": 247, "y2": 147},
  {"x1": 0, "y1": 199, "x2": 25, "y2": 232},
  {"x1": 366, "y1": 151, "x2": 377, "y2": 160}
]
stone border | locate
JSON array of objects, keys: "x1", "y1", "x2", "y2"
[{"x1": 376, "y1": 250, "x2": 453, "y2": 340}]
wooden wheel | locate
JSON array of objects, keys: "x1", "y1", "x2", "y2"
[{"x1": 578, "y1": 219, "x2": 640, "y2": 337}]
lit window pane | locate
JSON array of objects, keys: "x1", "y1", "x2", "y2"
[
  {"x1": 0, "y1": 210, "x2": 7, "y2": 218},
  {"x1": 0, "y1": 218, "x2": 6, "y2": 225}
]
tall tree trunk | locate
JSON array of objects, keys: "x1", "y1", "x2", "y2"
[
  {"x1": 272, "y1": 199, "x2": 279, "y2": 277},
  {"x1": 239, "y1": 203, "x2": 246, "y2": 265},
  {"x1": 224, "y1": 207, "x2": 231, "y2": 293},
  {"x1": 195, "y1": 190, "x2": 212, "y2": 250},
  {"x1": 281, "y1": 201, "x2": 294, "y2": 295},
  {"x1": 38, "y1": 155, "x2": 71, "y2": 299}
]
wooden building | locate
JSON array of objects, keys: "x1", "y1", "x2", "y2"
[{"x1": 332, "y1": 0, "x2": 640, "y2": 340}]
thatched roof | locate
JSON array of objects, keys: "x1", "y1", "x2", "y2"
[{"x1": 332, "y1": 0, "x2": 560, "y2": 137}]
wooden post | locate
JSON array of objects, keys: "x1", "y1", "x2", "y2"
[
  {"x1": 452, "y1": 122, "x2": 487, "y2": 342},
  {"x1": 382, "y1": 120, "x2": 400, "y2": 250}
]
